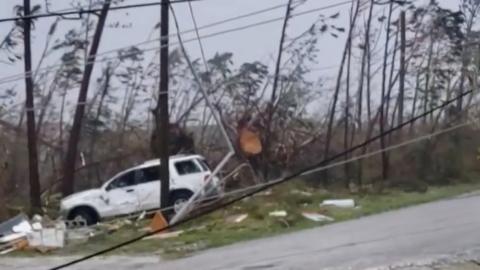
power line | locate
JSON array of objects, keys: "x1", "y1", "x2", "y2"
[
  {"x1": 187, "y1": 1, "x2": 209, "y2": 72},
  {"x1": 49, "y1": 89, "x2": 473, "y2": 270},
  {"x1": 0, "y1": 0, "x2": 206, "y2": 23},
  {"x1": 0, "y1": 0, "x2": 353, "y2": 85},
  {"x1": 0, "y1": 1, "x2": 306, "y2": 84}
]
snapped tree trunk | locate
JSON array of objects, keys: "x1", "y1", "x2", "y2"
[{"x1": 62, "y1": 2, "x2": 111, "y2": 196}]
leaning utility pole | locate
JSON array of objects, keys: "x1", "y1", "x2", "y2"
[
  {"x1": 155, "y1": 0, "x2": 170, "y2": 213},
  {"x1": 23, "y1": 0, "x2": 42, "y2": 214}
]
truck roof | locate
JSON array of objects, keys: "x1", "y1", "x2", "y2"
[{"x1": 135, "y1": 154, "x2": 204, "y2": 169}]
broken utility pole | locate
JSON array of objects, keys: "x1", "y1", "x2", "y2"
[{"x1": 155, "y1": 0, "x2": 170, "y2": 214}]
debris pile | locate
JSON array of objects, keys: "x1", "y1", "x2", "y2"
[
  {"x1": 0, "y1": 214, "x2": 67, "y2": 254},
  {"x1": 0, "y1": 210, "x2": 180, "y2": 255}
]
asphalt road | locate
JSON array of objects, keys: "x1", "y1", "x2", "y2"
[{"x1": 2, "y1": 194, "x2": 480, "y2": 270}]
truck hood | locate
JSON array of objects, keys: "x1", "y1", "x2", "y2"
[{"x1": 62, "y1": 188, "x2": 103, "y2": 204}]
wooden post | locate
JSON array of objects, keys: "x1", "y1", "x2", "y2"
[
  {"x1": 23, "y1": 0, "x2": 42, "y2": 214},
  {"x1": 157, "y1": 0, "x2": 170, "y2": 213}
]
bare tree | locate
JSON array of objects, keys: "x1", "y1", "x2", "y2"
[
  {"x1": 398, "y1": 11, "x2": 406, "y2": 127},
  {"x1": 263, "y1": 0, "x2": 294, "y2": 179},
  {"x1": 378, "y1": 0, "x2": 394, "y2": 184},
  {"x1": 62, "y1": 1, "x2": 111, "y2": 196},
  {"x1": 322, "y1": 0, "x2": 361, "y2": 186},
  {"x1": 356, "y1": 0, "x2": 375, "y2": 131}
]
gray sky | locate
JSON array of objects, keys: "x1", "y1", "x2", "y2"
[{"x1": 0, "y1": 0, "x2": 463, "y2": 116}]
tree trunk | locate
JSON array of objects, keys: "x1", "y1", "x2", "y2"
[
  {"x1": 23, "y1": 0, "x2": 42, "y2": 214},
  {"x1": 356, "y1": 0, "x2": 374, "y2": 132},
  {"x1": 262, "y1": 0, "x2": 293, "y2": 179},
  {"x1": 89, "y1": 66, "x2": 111, "y2": 185},
  {"x1": 62, "y1": 2, "x2": 111, "y2": 196},
  {"x1": 398, "y1": 11, "x2": 406, "y2": 128},
  {"x1": 323, "y1": 0, "x2": 361, "y2": 186},
  {"x1": 378, "y1": 0, "x2": 394, "y2": 184},
  {"x1": 423, "y1": 37, "x2": 434, "y2": 125},
  {"x1": 344, "y1": 2, "x2": 355, "y2": 188},
  {"x1": 386, "y1": 30, "x2": 399, "y2": 144},
  {"x1": 409, "y1": 73, "x2": 420, "y2": 135}
]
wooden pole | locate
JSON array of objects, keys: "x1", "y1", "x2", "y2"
[
  {"x1": 23, "y1": 0, "x2": 42, "y2": 214},
  {"x1": 157, "y1": 0, "x2": 170, "y2": 212}
]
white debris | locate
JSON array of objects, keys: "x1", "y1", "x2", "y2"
[
  {"x1": 0, "y1": 233, "x2": 27, "y2": 243},
  {"x1": 226, "y1": 214, "x2": 248, "y2": 224},
  {"x1": 66, "y1": 227, "x2": 95, "y2": 244},
  {"x1": 32, "y1": 223, "x2": 42, "y2": 231},
  {"x1": 32, "y1": 215, "x2": 43, "y2": 223},
  {"x1": 28, "y1": 228, "x2": 65, "y2": 249},
  {"x1": 27, "y1": 222, "x2": 66, "y2": 249},
  {"x1": 291, "y1": 190, "x2": 313, "y2": 197},
  {"x1": 321, "y1": 199, "x2": 355, "y2": 208},
  {"x1": 12, "y1": 221, "x2": 32, "y2": 234},
  {"x1": 137, "y1": 211, "x2": 147, "y2": 221},
  {"x1": 143, "y1": 230, "x2": 184, "y2": 240},
  {"x1": 301, "y1": 212, "x2": 334, "y2": 222},
  {"x1": 269, "y1": 210, "x2": 287, "y2": 217}
]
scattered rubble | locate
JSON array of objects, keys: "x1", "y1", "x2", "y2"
[
  {"x1": 269, "y1": 210, "x2": 287, "y2": 217},
  {"x1": 291, "y1": 190, "x2": 313, "y2": 197},
  {"x1": 0, "y1": 214, "x2": 30, "y2": 237},
  {"x1": 321, "y1": 199, "x2": 356, "y2": 208},
  {"x1": 27, "y1": 222, "x2": 66, "y2": 250},
  {"x1": 301, "y1": 212, "x2": 334, "y2": 222},
  {"x1": 149, "y1": 212, "x2": 169, "y2": 232},
  {"x1": 225, "y1": 214, "x2": 248, "y2": 224},
  {"x1": 144, "y1": 230, "x2": 184, "y2": 240}
]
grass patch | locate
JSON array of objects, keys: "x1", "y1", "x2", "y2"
[{"x1": 9, "y1": 181, "x2": 480, "y2": 258}]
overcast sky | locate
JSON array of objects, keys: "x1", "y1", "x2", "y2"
[{"x1": 0, "y1": 0, "x2": 463, "y2": 115}]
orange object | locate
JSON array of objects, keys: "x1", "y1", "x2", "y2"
[
  {"x1": 149, "y1": 211, "x2": 169, "y2": 232},
  {"x1": 13, "y1": 239, "x2": 29, "y2": 250},
  {"x1": 239, "y1": 127, "x2": 262, "y2": 155}
]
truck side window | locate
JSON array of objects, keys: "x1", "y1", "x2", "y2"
[
  {"x1": 136, "y1": 166, "x2": 160, "y2": 184},
  {"x1": 175, "y1": 160, "x2": 202, "y2": 175},
  {"x1": 107, "y1": 171, "x2": 135, "y2": 190}
]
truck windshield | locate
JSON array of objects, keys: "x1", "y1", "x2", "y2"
[{"x1": 197, "y1": 158, "x2": 211, "y2": 171}]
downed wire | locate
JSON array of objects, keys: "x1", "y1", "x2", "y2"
[
  {"x1": 0, "y1": 1, "x2": 354, "y2": 85},
  {"x1": 50, "y1": 89, "x2": 472, "y2": 270},
  {"x1": 0, "y1": 0, "x2": 206, "y2": 23}
]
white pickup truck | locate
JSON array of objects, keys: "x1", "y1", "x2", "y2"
[{"x1": 60, "y1": 154, "x2": 222, "y2": 225}]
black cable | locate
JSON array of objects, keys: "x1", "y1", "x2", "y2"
[
  {"x1": 0, "y1": 0, "x2": 353, "y2": 85},
  {"x1": 187, "y1": 1, "x2": 209, "y2": 73},
  {"x1": 0, "y1": 0, "x2": 205, "y2": 23},
  {"x1": 49, "y1": 89, "x2": 473, "y2": 270}
]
